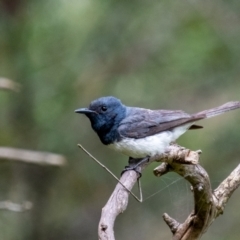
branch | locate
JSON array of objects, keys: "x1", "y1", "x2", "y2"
[
  {"x1": 0, "y1": 200, "x2": 32, "y2": 212},
  {"x1": 98, "y1": 170, "x2": 139, "y2": 240},
  {"x1": 214, "y1": 164, "x2": 240, "y2": 215},
  {"x1": 98, "y1": 144, "x2": 240, "y2": 240},
  {"x1": 0, "y1": 78, "x2": 21, "y2": 92},
  {"x1": 0, "y1": 147, "x2": 66, "y2": 166},
  {"x1": 154, "y1": 161, "x2": 214, "y2": 240},
  {"x1": 154, "y1": 162, "x2": 240, "y2": 240},
  {"x1": 98, "y1": 145, "x2": 200, "y2": 240}
]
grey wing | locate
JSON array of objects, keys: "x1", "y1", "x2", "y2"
[{"x1": 118, "y1": 107, "x2": 205, "y2": 139}]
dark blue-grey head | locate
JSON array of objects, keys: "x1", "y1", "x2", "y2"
[{"x1": 75, "y1": 96, "x2": 126, "y2": 145}]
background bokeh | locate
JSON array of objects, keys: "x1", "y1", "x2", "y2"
[{"x1": 0, "y1": 0, "x2": 240, "y2": 239}]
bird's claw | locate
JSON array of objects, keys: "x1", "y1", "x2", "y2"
[
  {"x1": 120, "y1": 156, "x2": 150, "y2": 178},
  {"x1": 121, "y1": 166, "x2": 142, "y2": 178}
]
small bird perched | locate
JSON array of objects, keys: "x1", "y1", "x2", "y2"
[{"x1": 75, "y1": 96, "x2": 240, "y2": 172}]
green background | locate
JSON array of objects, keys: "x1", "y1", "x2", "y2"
[{"x1": 0, "y1": 0, "x2": 240, "y2": 239}]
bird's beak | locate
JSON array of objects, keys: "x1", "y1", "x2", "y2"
[{"x1": 75, "y1": 108, "x2": 97, "y2": 114}]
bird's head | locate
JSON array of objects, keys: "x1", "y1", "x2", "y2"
[{"x1": 75, "y1": 96, "x2": 126, "y2": 135}]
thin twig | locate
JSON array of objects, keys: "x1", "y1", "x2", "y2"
[{"x1": 78, "y1": 143, "x2": 143, "y2": 202}]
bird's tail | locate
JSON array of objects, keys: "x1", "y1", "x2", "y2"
[{"x1": 194, "y1": 101, "x2": 240, "y2": 119}]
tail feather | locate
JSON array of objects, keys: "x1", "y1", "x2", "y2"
[{"x1": 194, "y1": 101, "x2": 240, "y2": 119}]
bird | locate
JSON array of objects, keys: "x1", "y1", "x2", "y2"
[{"x1": 75, "y1": 96, "x2": 240, "y2": 174}]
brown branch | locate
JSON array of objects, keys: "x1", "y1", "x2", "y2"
[
  {"x1": 154, "y1": 162, "x2": 215, "y2": 239},
  {"x1": 99, "y1": 144, "x2": 240, "y2": 240},
  {"x1": 0, "y1": 78, "x2": 21, "y2": 92},
  {"x1": 0, "y1": 147, "x2": 66, "y2": 166},
  {"x1": 154, "y1": 162, "x2": 240, "y2": 239},
  {"x1": 163, "y1": 213, "x2": 180, "y2": 234}
]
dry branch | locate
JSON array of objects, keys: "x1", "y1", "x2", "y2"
[
  {"x1": 0, "y1": 200, "x2": 32, "y2": 212},
  {"x1": 0, "y1": 78, "x2": 21, "y2": 92},
  {"x1": 98, "y1": 170, "x2": 139, "y2": 239},
  {"x1": 214, "y1": 164, "x2": 240, "y2": 215},
  {"x1": 0, "y1": 147, "x2": 66, "y2": 166},
  {"x1": 98, "y1": 144, "x2": 240, "y2": 240}
]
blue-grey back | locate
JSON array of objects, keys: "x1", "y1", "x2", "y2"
[{"x1": 118, "y1": 107, "x2": 204, "y2": 139}]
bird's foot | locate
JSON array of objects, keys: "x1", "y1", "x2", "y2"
[
  {"x1": 121, "y1": 156, "x2": 150, "y2": 178},
  {"x1": 121, "y1": 166, "x2": 142, "y2": 178}
]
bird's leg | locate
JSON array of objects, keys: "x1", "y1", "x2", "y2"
[
  {"x1": 128, "y1": 157, "x2": 142, "y2": 165},
  {"x1": 121, "y1": 156, "x2": 150, "y2": 178}
]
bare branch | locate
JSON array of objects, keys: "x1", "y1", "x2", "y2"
[
  {"x1": 0, "y1": 200, "x2": 32, "y2": 212},
  {"x1": 163, "y1": 213, "x2": 180, "y2": 234},
  {"x1": 98, "y1": 170, "x2": 138, "y2": 240},
  {"x1": 155, "y1": 161, "x2": 215, "y2": 239},
  {"x1": 155, "y1": 154, "x2": 240, "y2": 239},
  {"x1": 0, "y1": 147, "x2": 66, "y2": 166},
  {"x1": 98, "y1": 144, "x2": 240, "y2": 240},
  {"x1": 150, "y1": 144, "x2": 200, "y2": 164},
  {"x1": 214, "y1": 164, "x2": 240, "y2": 215},
  {"x1": 0, "y1": 78, "x2": 21, "y2": 92},
  {"x1": 153, "y1": 162, "x2": 170, "y2": 177},
  {"x1": 98, "y1": 145, "x2": 200, "y2": 240}
]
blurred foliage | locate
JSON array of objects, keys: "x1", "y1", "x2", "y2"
[{"x1": 0, "y1": 0, "x2": 240, "y2": 239}]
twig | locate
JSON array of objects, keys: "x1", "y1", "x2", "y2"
[
  {"x1": 163, "y1": 213, "x2": 180, "y2": 234},
  {"x1": 78, "y1": 143, "x2": 142, "y2": 202},
  {"x1": 0, "y1": 147, "x2": 66, "y2": 166}
]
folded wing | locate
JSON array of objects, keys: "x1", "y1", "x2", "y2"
[{"x1": 118, "y1": 108, "x2": 205, "y2": 139}]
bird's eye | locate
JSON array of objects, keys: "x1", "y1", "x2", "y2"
[{"x1": 101, "y1": 106, "x2": 107, "y2": 112}]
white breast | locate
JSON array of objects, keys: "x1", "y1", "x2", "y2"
[{"x1": 108, "y1": 124, "x2": 192, "y2": 158}]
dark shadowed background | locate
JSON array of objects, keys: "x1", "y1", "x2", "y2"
[{"x1": 0, "y1": 0, "x2": 240, "y2": 239}]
